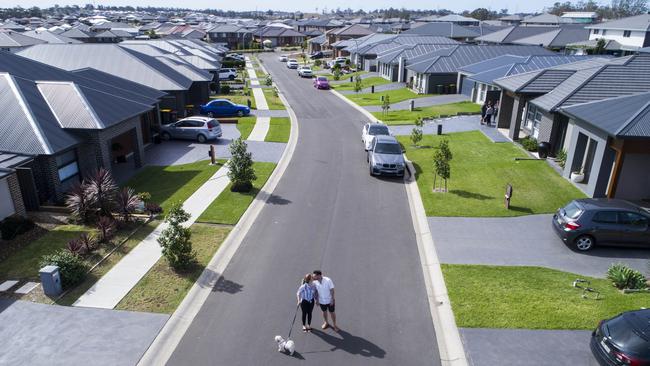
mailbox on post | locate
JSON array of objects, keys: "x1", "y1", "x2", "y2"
[{"x1": 505, "y1": 184, "x2": 513, "y2": 209}]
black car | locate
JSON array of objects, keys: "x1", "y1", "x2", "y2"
[
  {"x1": 310, "y1": 51, "x2": 324, "y2": 59},
  {"x1": 591, "y1": 309, "x2": 650, "y2": 365},
  {"x1": 552, "y1": 199, "x2": 650, "y2": 251}
]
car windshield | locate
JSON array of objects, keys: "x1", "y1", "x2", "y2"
[
  {"x1": 563, "y1": 202, "x2": 583, "y2": 219},
  {"x1": 374, "y1": 142, "x2": 401, "y2": 154},
  {"x1": 317, "y1": 77, "x2": 328, "y2": 81},
  {"x1": 368, "y1": 125, "x2": 389, "y2": 136},
  {"x1": 607, "y1": 313, "x2": 649, "y2": 350}
]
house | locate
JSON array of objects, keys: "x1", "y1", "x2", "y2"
[
  {"x1": 0, "y1": 152, "x2": 32, "y2": 220},
  {"x1": 561, "y1": 12, "x2": 598, "y2": 24},
  {"x1": 0, "y1": 52, "x2": 164, "y2": 206},
  {"x1": 521, "y1": 13, "x2": 571, "y2": 26},
  {"x1": 377, "y1": 43, "x2": 458, "y2": 82},
  {"x1": 22, "y1": 30, "x2": 82, "y2": 44},
  {"x1": 427, "y1": 14, "x2": 480, "y2": 26},
  {"x1": 295, "y1": 18, "x2": 343, "y2": 33},
  {"x1": 18, "y1": 44, "x2": 213, "y2": 119},
  {"x1": 402, "y1": 22, "x2": 481, "y2": 42},
  {"x1": 457, "y1": 54, "x2": 603, "y2": 104},
  {"x1": 585, "y1": 13, "x2": 650, "y2": 54},
  {"x1": 206, "y1": 24, "x2": 253, "y2": 49},
  {"x1": 475, "y1": 25, "x2": 590, "y2": 52},
  {"x1": 308, "y1": 34, "x2": 327, "y2": 53},
  {"x1": 253, "y1": 26, "x2": 305, "y2": 47},
  {"x1": 404, "y1": 44, "x2": 555, "y2": 94},
  {"x1": 499, "y1": 15, "x2": 524, "y2": 26},
  {"x1": 327, "y1": 24, "x2": 375, "y2": 56},
  {"x1": 0, "y1": 31, "x2": 46, "y2": 52}
]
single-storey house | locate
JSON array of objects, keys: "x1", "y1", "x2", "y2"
[
  {"x1": 206, "y1": 24, "x2": 253, "y2": 49},
  {"x1": 253, "y1": 26, "x2": 305, "y2": 47}
]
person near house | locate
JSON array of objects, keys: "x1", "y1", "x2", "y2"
[
  {"x1": 480, "y1": 101, "x2": 488, "y2": 124},
  {"x1": 485, "y1": 102, "x2": 494, "y2": 126},
  {"x1": 312, "y1": 270, "x2": 338, "y2": 331},
  {"x1": 296, "y1": 273, "x2": 316, "y2": 332}
]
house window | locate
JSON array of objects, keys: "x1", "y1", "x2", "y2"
[
  {"x1": 601, "y1": 30, "x2": 607, "y2": 36},
  {"x1": 592, "y1": 29, "x2": 599, "y2": 35},
  {"x1": 623, "y1": 30, "x2": 631, "y2": 37},
  {"x1": 525, "y1": 104, "x2": 543, "y2": 138},
  {"x1": 56, "y1": 150, "x2": 79, "y2": 183}
]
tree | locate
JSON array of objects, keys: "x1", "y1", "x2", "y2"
[
  {"x1": 594, "y1": 38, "x2": 607, "y2": 54},
  {"x1": 432, "y1": 139, "x2": 452, "y2": 192},
  {"x1": 410, "y1": 117, "x2": 424, "y2": 147},
  {"x1": 158, "y1": 203, "x2": 195, "y2": 270},
  {"x1": 354, "y1": 75, "x2": 363, "y2": 93},
  {"x1": 469, "y1": 8, "x2": 493, "y2": 21},
  {"x1": 611, "y1": 0, "x2": 648, "y2": 17},
  {"x1": 381, "y1": 95, "x2": 391, "y2": 116},
  {"x1": 227, "y1": 138, "x2": 257, "y2": 192},
  {"x1": 333, "y1": 67, "x2": 342, "y2": 81}
]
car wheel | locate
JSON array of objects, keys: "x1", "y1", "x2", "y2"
[
  {"x1": 207, "y1": 112, "x2": 214, "y2": 118},
  {"x1": 574, "y1": 235, "x2": 595, "y2": 251},
  {"x1": 237, "y1": 110, "x2": 244, "y2": 117},
  {"x1": 197, "y1": 134, "x2": 207, "y2": 143},
  {"x1": 369, "y1": 165, "x2": 374, "y2": 176},
  {"x1": 161, "y1": 132, "x2": 171, "y2": 141}
]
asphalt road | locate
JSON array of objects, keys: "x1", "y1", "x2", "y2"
[{"x1": 167, "y1": 54, "x2": 440, "y2": 365}]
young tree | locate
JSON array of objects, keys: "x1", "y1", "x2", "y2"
[
  {"x1": 354, "y1": 75, "x2": 363, "y2": 93},
  {"x1": 432, "y1": 139, "x2": 452, "y2": 192},
  {"x1": 227, "y1": 138, "x2": 257, "y2": 192},
  {"x1": 381, "y1": 95, "x2": 391, "y2": 116},
  {"x1": 410, "y1": 117, "x2": 424, "y2": 147},
  {"x1": 158, "y1": 203, "x2": 195, "y2": 270},
  {"x1": 333, "y1": 66, "x2": 342, "y2": 81}
]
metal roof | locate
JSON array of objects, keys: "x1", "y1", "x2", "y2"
[
  {"x1": 560, "y1": 92, "x2": 650, "y2": 138},
  {"x1": 22, "y1": 30, "x2": 82, "y2": 44},
  {"x1": 475, "y1": 25, "x2": 581, "y2": 44},
  {"x1": 377, "y1": 43, "x2": 457, "y2": 65},
  {"x1": 0, "y1": 31, "x2": 47, "y2": 48},
  {"x1": 0, "y1": 152, "x2": 33, "y2": 179},
  {"x1": 512, "y1": 26, "x2": 589, "y2": 48},
  {"x1": 521, "y1": 13, "x2": 569, "y2": 25},
  {"x1": 402, "y1": 22, "x2": 479, "y2": 38},
  {"x1": 586, "y1": 14, "x2": 650, "y2": 31}
]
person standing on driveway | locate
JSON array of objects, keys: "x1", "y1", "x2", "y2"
[
  {"x1": 480, "y1": 101, "x2": 488, "y2": 124},
  {"x1": 485, "y1": 102, "x2": 494, "y2": 126},
  {"x1": 296, "y1": 273, "x2": 316, "y2": 332},
  {"x1": 313, "y1": 270, "x2": 338, "y2": 331}
]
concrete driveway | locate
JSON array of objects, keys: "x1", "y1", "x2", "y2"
[{"x1": 429, "y1": 214, "x2": 649, "y2": 277}]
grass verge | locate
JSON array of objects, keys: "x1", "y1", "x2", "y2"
[
  {"x1": 399, "y1": 131, "x2": 585, "y2": 217},
  {"x1": 345, "y1": 88, "x2": 431, "y2": 106},
  {"x1": 443, "y1": 264, "x2": 650, "y2": 330},
  {"x1": 234, "y1": 116, "x2": 257, "y2": 140},
  {"x1": 373, "y1": 101, "x2": 481, "y2": 125},
  {"x1": 262, "y1": 88, "x2": 286, "y2": 110},
  {"x1": 115, "y1": 224, "x2": 231, "y2": 313},
  {"x1": 333, "y1": 76, "x2": 391, "y2": 91},
  {"x1": 198, "y1": 162, "x2": 276, "y2": 225},
  {"x1": 265, "y1": 117, "x2": 291, "y2": 143},
  {"x1": 125, "y1": 160, "x2": 224, "y2": 213}
]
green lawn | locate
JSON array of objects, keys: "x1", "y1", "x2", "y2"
[
  {"x1": 262, "y1": 88, "x2": 286, "y2": 110},
  {"x1": 198, "y1": 162, "x2": 277, "y2": 225},
  {"x1": 334, "y1": 70, "x2": 367, "y2": 80},
  {"x1": 373, "y1": 101, "x2": 481, "y2": 125},
  {"x1": 125, "y1": 160, "x2": 224, "y2": 212},
  {"x1": 235, "y1": 116, "x2": 257, "y2": 140},
  {"x1": 345, "y1": 88, "x2": 432, "y2": 106},
  {"x1": 443, "y1": 264, "x2": 650, "y2": 330},
  {"x1": 116, "y1": 224, "x2": 231, "y2": 314},
  {"x1": 399, "y1": 131, "x2": 585, "y2": 217},
  {"x1": 265, "y1": 117, "x2": 291, "y2": 143},
  {"x1": 210, "y1": 94, "x2": 256, "y2": 110},
  {"x1": 333, "y1": 76, "x2": 392, "y2": 91}
]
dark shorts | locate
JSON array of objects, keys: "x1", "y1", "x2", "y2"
[{"x1": 319, "y1": 303, "x2": 335, "y2": 312}]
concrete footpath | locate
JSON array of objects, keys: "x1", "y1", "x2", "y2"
[{"x1": 73, "y1": 164, "x2": 231, "y2": 309}]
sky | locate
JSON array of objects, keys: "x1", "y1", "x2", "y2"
[{"x1": 11, "y1": 0, "x2": 567, "y2": 14}]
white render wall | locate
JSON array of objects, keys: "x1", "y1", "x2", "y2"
[{"x1": 589, "y1": 29, "x2": 647, "y2": 49}]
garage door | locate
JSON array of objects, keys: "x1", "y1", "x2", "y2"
[{"x1": 0, "y1": 178, "x2": 15, "y2": 220}]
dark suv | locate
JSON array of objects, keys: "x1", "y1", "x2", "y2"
[
  {"x1": 552, "y1": 199, "x2": 650, "y2": 251},
  {"x1": 591, "y1": 309, "x2": 650, "y2": 365}
]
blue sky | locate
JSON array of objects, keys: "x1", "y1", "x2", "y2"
[{"x1": 15, "y1": 0, "x2": 563, "y2": 14}]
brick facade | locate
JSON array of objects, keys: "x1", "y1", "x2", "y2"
[{"x1": 6, "y1": 173, "x2": 26, "y2": 216}]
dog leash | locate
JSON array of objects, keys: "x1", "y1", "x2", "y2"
[{"x1": 286, "y1": 304, "x2": 300, "y2": 339}]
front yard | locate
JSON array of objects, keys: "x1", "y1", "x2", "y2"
[
  {"x1": 373, "y1": 101, "x2": 481, "y2": 125},
  {"x1": 265, "y1": 117, "x2": 291, "y2": 143},
  {"x1": 443, "y1": 264, "x2": 650, "y2": 330},
  {"x1": 345, "y1": 88, "x2": 431, "y2": 106},
  {"x1": 333, "y1": 76, "x2": 391, "y2": 91},
  {"x1": 261, "y1": 88, "x2": 286, "y2": 110},
  {"x1": 399, "y1": 131, "x2": 585, "y2": 217}
]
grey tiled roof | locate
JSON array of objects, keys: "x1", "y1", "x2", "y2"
[
  {"x1": 586, "y1": 14, "x2": 650, "y2": 31},
  {"x1": 512, "y1": 26, "x2": 589, "y2": 48},
  {"x1": 476, "y1": 25, "x2": 578, "y2": 44},
  {"x1": 0, "y1": 31, "x2": 46, "y2": 48},
  {"x1": 402, "y1": 22, "x2": 479, "y2": 38},
  {"x1": 560, "y1": 92, "x2": 650, "y2": 138},
  {"x1": 22, "y1": 30, "x2": 82, "y2": 44}
]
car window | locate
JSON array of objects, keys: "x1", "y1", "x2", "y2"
[
  {"x1": 368, "y1": 125, "x2": 389, "y2": 135},
  {"x1": 207, "y1": 121, "x2": 220, "y2": 129},
  {"x1": 374, "y1": 142, "x2": 402, "y2": 154},
  {"x1": 563, "y1": 202, "x2": 583, "y2": 219},
  {"x1": 176, "y1": 121, "x2": 190, "y2": 128},
  {"x1": 318, "y1": 77, "x2": 327, "y2": 81},
  {"x1": 618, "y1": 212, "x2": 648, "y2": 227},
  {"x1": 592, "y1": 211, "x2": 618, "y2": 224}
]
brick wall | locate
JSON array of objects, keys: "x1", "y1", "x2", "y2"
[{"x1": 6, "y1": 173, "x2": 26, "y2": 216}]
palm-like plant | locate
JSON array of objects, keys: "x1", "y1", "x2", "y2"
[
  {"x1": 116, "y1": 187, "x2": 142, "y2": 222},
  {"x1": 85, "y1": 168, "x2": 117, "y2": 218},
  {"x1": 96, "y1": 216, "x2": 116, "y2": 243},
  {"x1": 65, "y1": 183, "x2": 92, "y2": 223}
]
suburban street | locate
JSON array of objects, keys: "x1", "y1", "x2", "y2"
[{"x1": 167, "y1": 53, "x2": 440, "y2": 365}]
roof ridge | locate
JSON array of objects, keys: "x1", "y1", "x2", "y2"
[
  {"x1": 118, "y1": 45, "x2": 189, "y2": 89},
  {"x1": 616, "y1": 95, "x2": 650, "y2": 136}
]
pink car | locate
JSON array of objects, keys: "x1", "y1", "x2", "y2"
[{"x1": 313, "y1": 76, "x2": 330, "y2": 89}]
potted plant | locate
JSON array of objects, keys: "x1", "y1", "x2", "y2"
[{"x1": 570, "y1": 167, "x2": 585, "y2": 183}]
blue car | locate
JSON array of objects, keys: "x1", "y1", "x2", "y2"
[{"x1": 200, "y1": 99, "x2": 250, "y2": 117}]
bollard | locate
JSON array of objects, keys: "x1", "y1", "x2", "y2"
[
  {"x1": 350, "y1": 76, "x2": 353, "y2": 82},
  {"x1": 209, "y1": 145, "x2": 216, "y2": 165},
  {"x1": 437, "y1": 123, "x2": 442, "y2": 135},
  {"x1": 409, "y1": 99, "x2": 415, "y2": 111},
  {"x1": 371, "y1": 85, "x2": 375, "y2": 93},
  {"x1": 247, "y1": 99, "x2": 252, "y2": 108}
]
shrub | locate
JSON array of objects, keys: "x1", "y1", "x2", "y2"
[
  {"x1": 227, "y1": 138, "x2": 257, "y2": 192},
  {"x1": 520, "y1": 136, "x2": 538, "y2": 152},
  {"x1": 137, "y1": 192, "x2": 151, "y2": 202},
  {"x1": 556, "y1": 149, "x2": 567, "y2": 168},
  {"x1": 145, "y1": 202, "x2": 163, "y2": 218},
  {"x1": 314, "y1": 59, "x2": 322, "y2": 67},
  {"x1": 607, "y1": 263, "x2": 647, "y2": 290},
  {"x1": 410, "y1": 127, "x2": 423, "y2": 147},
  {"x1": 220, "y1": 84, "x2": 231, "y2": 94},
  {"x1": 40, "y1": 250, "x2": 87, "y2": 289},
  {"x1": 333, "y1": 68, "x2": 341, "y2": 81},
  {"x1": 85, "y1": 168, "x2": 118, "y2": 218},
  {"x1": 67, "y1": 238, "x2": 86, "y2": 255},
  {"x1": 157, "y1": 203, "x2": 195, "y2": 270},
  {"x1": 265, "y1": 75, "x2": 273, "y2": 86},
  {"x1": 78, "y1": 232, "x2": 96, "y2": 253},
  {"x1": 116, "y1": 187, "x2": 142, "y2": 222},
  {"x1": 96, "y1": 216, "x2": 116, "y2": 243},
  {"x1": 66, "y1": 183, "x2": 93, "y2": 223},
  {"x1": 0, "y1": 216, "x2": 35, "y2": 240}
]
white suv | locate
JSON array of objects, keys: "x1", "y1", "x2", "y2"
[
  {"x1": 286, "y1": 59, "x2": 299, "y2": 69},
  {"x1": 298, "y1": 66, "x2": 313, "y2": 78},
  {"x1": 218, "y1": 68, "x2": 238, "y2": 80}
]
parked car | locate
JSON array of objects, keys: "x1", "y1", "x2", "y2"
[
  {"x1": 298, "y1": 66, "x2": 313, "y2": 78},
  {"x1": 591, "y1": 309, "x2": 650, "y2": 366},
  {"x1": 313, "y1": 76, "x2": 330, "y2": 89},
  {"x1": 552, "y1": 198, "x2": 650, "y2": 251},
  {"x1": 310, "y1": 51, "x2": 324, "y2": 59},
  {"x1": 367, "y1": 135, "x2": 405, "y2": 177},
  {"x1": 218, "y1": 68, "x2": 238, "y2": 80},
  {"x1": 160, "y1": 116, "x2": 222, "y2": 143},
  {"x1": 362, "y1": 123, "x2": 390, "y2": 150},
  {"x1": 327, "y1": 59, "x2": 347, "y2": 68},
  {"x1": 278, "y1": 55, "x2": 288, "y2": 62},
  {"x1": 200, "y1": 99, "x2": 250, "y2": 117},
  {"x1": 286, "y1": 59, "x2": 299, "y2": 69},
  {"x1": 226, "y1": 53, "x2": 244, "y2": 61}
]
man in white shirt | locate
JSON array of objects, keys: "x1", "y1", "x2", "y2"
[{"x1": 312, "y1": 270, "x2": 338, "y2": 331}]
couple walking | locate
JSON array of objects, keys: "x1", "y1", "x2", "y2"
[{"x1": 296, "y1": 270, "x2": 339, "y2": 332}]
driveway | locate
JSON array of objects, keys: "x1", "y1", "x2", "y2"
[
  {"x1": 0, "y1": 299, "x2": 167, "y2": 366},
  {"x1": 429, "y1": 214, "x2": 649, "y2": 277},
  {"x1": 364, "y1": 94, "x2": 469, "y2": 112},
  {"x1": 167, "y1": 53, "x2": 439, "y2": 365}
]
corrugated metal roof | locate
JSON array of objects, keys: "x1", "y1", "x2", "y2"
[
  {"x1": 522, "y1": 69, "x2": 580, "y2": 94},
  {"x1": 402, "y1": 22, "x2": 479, "y2": 38},
  {"x1": 560, "y1": 92, "x2": 650, "y2": 138},
  {"x1": 512, "y1": 26, "x2": 589, "y2": 48},
  {"x1": 0, "y1": 31, "x2": 47, "y2": 48},
  {"x1": 0, "y1": 152, "x2": 33, "y2": 179},
  {"x1": 586, "y1": 14, "x2": 650, "y2": 31},
  {"x1": 476, "y1": 25, "x2": 571, "y2": 44},
  {"x1": 22, "y1": 30, "x2": 82, "y2": 44},
  {"x1": 37, "y1": 82, "x2": 102, "y2": 129},
  {"x1": 70, "y1": 68, "x2": 165, "y2": 104},
  {"x1": 460, "y1": 55, "x2": 527, "y2": 74}
]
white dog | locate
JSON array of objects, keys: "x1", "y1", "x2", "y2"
[{"x1": 274, "y1": 335, "x2": 295, "y2": 355}]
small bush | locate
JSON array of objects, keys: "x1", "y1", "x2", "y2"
[
  {"x1": 67, "y1": 238, "x2": 86, "y2": 255},
  {"x1": 520, "y1": 136, "x2": 538, "y2": 152},
  {"x1": 227, "y1": 138, "x2": 256, "y2": 193},
  {"x1": 40, "y1": 250, "x2": 87, "y2": 289},
  {"x1": 78, "y1": 232, "x2": 96, "y2": 253},
  {"x1": 220, "y1": 84, "x2": 231, "y2": 94},
  {"x1": 96, "y1": 216, "x2": 116, "y2": 243},
  {"x1": 314, "y1": 59, "x2": 322, "y2": 67},
  {"x1": 145, "y1": 202, "x2": 163, "y2": 217},
  {"x1": 137, "y1": 192, "x2": 151, "y2": 202},
  {"x1": 607, "y1": 263, "x2": 647, "y2": 290},
  {"x1": 556, "y1": 149, "x2": 567, "y2": 168},
  {"x1": 265, "y1": 75, "x2": 273, "y2": 86},
  {"x1": 0, "y1": 216, "x2": 35, "y2": 240},
  {"x1": 158, "y1": 203, "x2": 195, "y2": 270}
]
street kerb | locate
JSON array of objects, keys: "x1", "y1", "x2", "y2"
[{"x1": 137, "y1": 80, "x2": 300, "y2": 366}]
